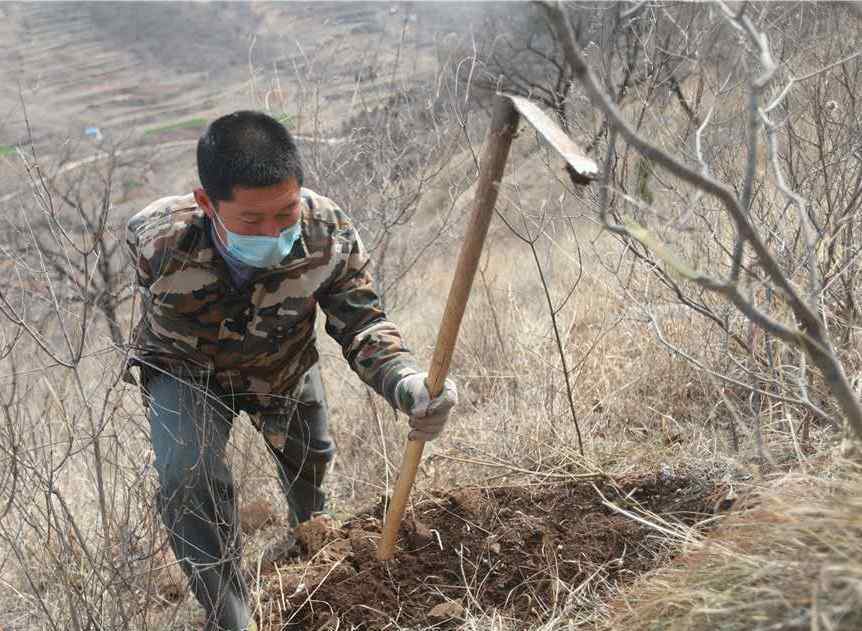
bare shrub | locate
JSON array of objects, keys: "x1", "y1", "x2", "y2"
[
  {"x1": 489, "y1": 2, "x2": 862, "y2": 453},
  {"x1": 2, "y1": 3, "x2": 860, "y2": 630}
]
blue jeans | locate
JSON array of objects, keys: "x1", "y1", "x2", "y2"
[{"x1": 146, "y1": 365, "x2": 333, "y2": 631}]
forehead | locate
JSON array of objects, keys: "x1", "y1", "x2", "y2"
[{"x1": 225, "y1": 179, "x2": 301, "y2": 211}]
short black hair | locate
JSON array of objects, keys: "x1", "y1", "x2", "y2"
[{"x1": 197, "y1": 110, "x2": 303, "y2": 204}]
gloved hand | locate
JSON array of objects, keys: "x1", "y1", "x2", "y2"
[{"x1": 395, "y1": 372, "x2": 458, "y2": 441}]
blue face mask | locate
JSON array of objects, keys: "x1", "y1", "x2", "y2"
[{"x1": 213, "y1": 213, "x2": 301, "y2": 269}]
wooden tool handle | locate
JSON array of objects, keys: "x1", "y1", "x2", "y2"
[{"x1": 376, "y1": 97, "x2": 520, "y2": 561}]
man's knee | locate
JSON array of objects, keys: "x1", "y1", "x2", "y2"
[
  {"x1": 151, "y1": 420, "x2": 204, "y2": 479},
  {"x1": 258, "y1": 365, "x2": 332, "y2": 454},
  {"x1": 295, "y1": 436, "x2": 335, "y2": 469},
  {"x1": 146, "y1": 371, "x2": 233, "y2": 496}
]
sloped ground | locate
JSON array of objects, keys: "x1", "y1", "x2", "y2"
[
  {"x1": 239, "y1": 472, "x2": 727, "y2": 629},
  {"x1": 0, "y1": 2, "x2": 449, "y2": 148}
]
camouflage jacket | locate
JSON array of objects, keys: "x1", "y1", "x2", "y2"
[{"x1": 126, "y1": 189, "x2": 419, "y2": 415}]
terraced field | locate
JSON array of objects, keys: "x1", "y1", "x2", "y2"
[
  {"x1": 2, "y1": 4, "x2": 202, "y2": 144},
  {"x1": 0, "y1": 1, "x2": 476, "y2": 207},
  {"x1": 0, "y1": 2, "x2": 463, "y2": 150}
]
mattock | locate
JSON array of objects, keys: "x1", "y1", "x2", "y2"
[{"x1": 376, "y1": 94, "x2": 600, "y2": 561}]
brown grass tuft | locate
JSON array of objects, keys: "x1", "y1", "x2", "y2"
[{"x1": 602, "y1": 456, "x2": 862, "y2": 631}]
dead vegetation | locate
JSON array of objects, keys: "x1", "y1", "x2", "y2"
[
  {"x1": 1, "y1": 2, "x2": 861, "y2": 631},
  {"x1": 602, "y1": 456, "x2": 862, "y2": 631}
]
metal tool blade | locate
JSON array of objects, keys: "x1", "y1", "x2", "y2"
[{"x1": 507, "y1": 95, "x2": 600, "y2": 183}]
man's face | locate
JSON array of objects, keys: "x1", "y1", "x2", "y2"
[{"x1": 194, "y1": 178, "x2": 302, "y2": 240}]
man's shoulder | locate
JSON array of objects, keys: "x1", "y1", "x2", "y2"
[
  {"x1": 127, "y1": 194, "x2": 203, "y2": 249},
  {"x1": 301, "y1": 188, "x2": 353, "y2": 228},
  {"x1": 300, "y1": 188, "x2": 360, "y2": 253},
  {"x1": 128, "y1": 193, "x2": 200, "y2": 234}
]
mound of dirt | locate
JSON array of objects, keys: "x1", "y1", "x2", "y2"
[{"x1": 254, "y1": 471, "x2": 726, "y2": 629}]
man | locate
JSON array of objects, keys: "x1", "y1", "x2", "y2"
[{"x1": 126, "y1": 110, "x2": 457, "y2": 631}]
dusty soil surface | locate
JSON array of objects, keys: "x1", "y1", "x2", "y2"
[{"x1": 250, "y1": 472, "x2": 725, "y2": 629}]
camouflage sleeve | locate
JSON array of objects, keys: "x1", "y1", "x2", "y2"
[
  {"x1": 126, "y1": 197, "x2": 178, "y2": 291},
  {"x1": 126, "y1": 195, "x2": 195, "y2": 290},
  {"x1": 316, "y1": 224, "x2": 420, "y2": 410},
  {"x1": 126, "y1": 213, "x2": 155, "y2": 290}
]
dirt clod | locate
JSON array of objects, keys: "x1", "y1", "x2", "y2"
[
  {"x1": 153, "y1": 545, "x2": 187, "y2": 603},
  {"x1": 406, "y1": 516, "x2": 434, "y2": 549},
  {"x1": 294, "y1": 514, "x2": 337, "y2": 555},
  {"x1": 239, "y1": 500, "x2": 279, "y2": 535},
  {"x1": 256, "y1": 472, "x2": 724, "y2": 629},
  {"x1": 448, "y1": 487, "x2": 489, "y2": 521},
  {"x1": 347, "y1": 528, "x2": 378, "y2": 566}
]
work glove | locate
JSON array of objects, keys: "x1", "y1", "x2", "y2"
[{"x1": 395, "y1": 372, "x2": 458, "y2": 441}]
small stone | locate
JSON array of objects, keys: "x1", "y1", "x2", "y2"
[{"x1": 428, "y1": 600, "x2": 464, "y2": 620}]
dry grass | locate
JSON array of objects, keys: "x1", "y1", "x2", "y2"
[
  {"x1": 0, "y1": 154, "x2": 763, "y2": 628},
  {"x1": 2, "y1": 4, "x2": 861, "y2": 629},
  {"x1": 0, "y1": 175, "x2": 842, "y2": 631},
  {"x1": 601, "y1": 454, "x2": 862, "y2": 631},
  {"x1": 2, "y1": 121, "x2": 844, "y2": 626}
]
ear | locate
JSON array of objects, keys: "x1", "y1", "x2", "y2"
[{"x1": 194, "y1": 188, "x2": 215, "y2": 217}]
